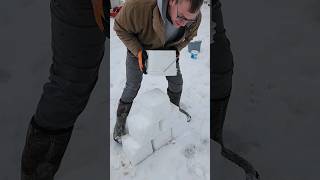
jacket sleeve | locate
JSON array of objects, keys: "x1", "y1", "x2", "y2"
[
  {"x1": 175, "y1": 13, "x2": 202, "y2": 52},
  {"x1": 113, "y1": 1, "x2": 143, "y2": 57}
]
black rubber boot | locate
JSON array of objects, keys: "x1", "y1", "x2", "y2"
[
  {"x1": 212, "y1": 96, "x2": 230, "y2": 144},
  {"x1": 113, "y1": 100, "x2": 133, "y2": 144},
  {"x1": 167, "y1": 88, "x2": 182, "y2": 107},
  {"x1": 21, "y1": 117, "x2": 73, "y2": 180}
]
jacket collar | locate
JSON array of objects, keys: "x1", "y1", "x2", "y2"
[
  {"x1": 152, "y1": 2, "x2": 201, "y2": 47},
  {"x1": 153, "y1": 5, "x2": 166, "y2": 46}
]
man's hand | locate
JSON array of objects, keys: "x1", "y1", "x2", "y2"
[
  {"x1": 176, "y1": 49, "x2": 180, "y2": 59},
  {"x1": 91, "y1": 0, "x2": 105, "y2": 32},
  {"x1": 138, "y1": 49, "x2": 148, "y2": 74}
]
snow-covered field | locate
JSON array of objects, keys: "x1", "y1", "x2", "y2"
[{"x1": 110, "y1": 4, "x2": 211, "y2": 180}]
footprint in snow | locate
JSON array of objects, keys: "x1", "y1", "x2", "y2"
[{"x1": 183, "y1": 144, "x2": 197, "y2": 159}]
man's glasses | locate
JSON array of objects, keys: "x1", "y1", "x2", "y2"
[{"x1": 176, "y1": 4, "x2": 197, "y2": 23}]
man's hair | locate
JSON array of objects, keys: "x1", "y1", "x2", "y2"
[{"x1": 177, "y1": 0, "x2": 204, "y2": 13}]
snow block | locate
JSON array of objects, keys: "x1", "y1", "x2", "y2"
[
  {"x1": 134, "y1": 88, "x2": 171, "y2": 121},
  {"x1": 152, "y1": 128, "x2": 173, "y2": 151},
  {"x1": 171, "y1": 120, "x2": 189, "y2": 139},
  {"x1": 127, "y1": 113, "x2": 160, "y2": 144},
  {"x1": 170, "y1": 107, "x2": 191, "y2": 138},
  {"x1": 146, "y1": 50, "x2": 177, "y2": 76},
  {"x1": 159, "y1": 119, "x2": 170, "y2": 132},
  {"x1": 159, "y1": 103, "x2": 180, "y2": 131},
  {"x1": 122, "y1": 135, "x2": 153, "y2": 165},
  {"x1": 123, "y1": 88, "x2": 191, "y2": 165},
  {"x1": 159, "y1": 103, "x2": 186, "y2": 131}
]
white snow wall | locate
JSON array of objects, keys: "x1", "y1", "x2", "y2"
[{"x1": 122, "y1": 88, "x2": 190, "y2": 165}]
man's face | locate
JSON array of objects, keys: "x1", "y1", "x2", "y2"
[{"x1": 168, "y1": 0, "x2": 199, "y2": 28}]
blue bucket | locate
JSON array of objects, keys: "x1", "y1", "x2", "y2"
[{"x1": 190, "y1": 50, "x2": 199, "y2": 60}]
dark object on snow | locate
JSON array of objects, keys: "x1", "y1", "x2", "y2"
[
  {"x1": 211, "y1": 1, "x2": 260, "y2": 179},
  {"x1": 21, "y1": 117, "x2": 73, "y2": 180},
  {"x1": 113, "y1": 100, "x2": 133, "y2": 144},
  {"x1": 188, "y1": 40, "x2": 202, "y2": 53}
]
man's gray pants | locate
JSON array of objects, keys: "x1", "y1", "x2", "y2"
[{"x1": 120, "y1": 50, "x2": 183, "y2": 103}]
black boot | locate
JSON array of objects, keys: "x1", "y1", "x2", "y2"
[
  {"x1": 113, "y1": 100, "x2": 132, "y2": 144},
  {"x1": 21, "y1": 117, "x2": 73, "y2": 180},
  {"x1": 167, "y1": 88, "x2": 182, "y2": 107},
  {"x1": 212, "y1": 96, "x2": 230, "y2": 144}
]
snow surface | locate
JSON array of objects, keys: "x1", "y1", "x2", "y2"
[{"x1": 110, "y1": 4, "x2": 211, "y2": 180}]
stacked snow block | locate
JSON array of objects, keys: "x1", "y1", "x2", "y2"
[{"x1": 122, "y1": 88, "x2": 189, "y2": 165}]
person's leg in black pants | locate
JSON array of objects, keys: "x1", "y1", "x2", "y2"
[
  {"x1": 211, "y1": 2, "x2": 260, "y2": 179},
  {"x1": 211, "y1": 0, "x2": 234, "y2": 144},
  {"x1": 21, "y1": 0, "x2": 108, "y2": 179}
]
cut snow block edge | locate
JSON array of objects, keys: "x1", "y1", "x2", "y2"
[
  {"x1": 134, "y1": 88, "x2": 171, "y2": 112},
  {"x1": 127, "y1": 106, "x2": 159, "y2": 125},
  {"x1": 152, "y1": 128, "x2": 173, "y2": 151},
  {"x1": 138, "y1": 88, "x2": 168, "y2": 102},
  {"x1": 127, "y1": 113, "x2": 161, "y2": 144},
  {"x1": 122, "y1": 135, "x2": 154, "y2": 166},
  {"x1": 176, "y1": 130, "x2": 204, "y2": 147},
  {"x1": 171, "y1": 117, "x2": 191, "y2": 139},
  {"x1": 160, "y1": 103, "x2": 189, "y2": 131},
  {"x1": 131, "y1": 88, "x2": 172, "y2": 122},
  {"x1": 159, "y1": 119, "x2": 191, "y2": 140}
]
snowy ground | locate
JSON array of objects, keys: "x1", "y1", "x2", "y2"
[{"x1": 110, "y1": 4, "x2": 210, "y2": 180}]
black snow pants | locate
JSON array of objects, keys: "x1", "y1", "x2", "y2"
[
  {"x1": 33, "y1": 0, "x2": 107, "y2": 130},
  {"x1": 211, "y1": 0, "x2": 234, "y2": 142},
  {"x1": 21, "y1": 1, "x2": 109, "y2": 179},
  {"x1": 211, "y1": 2, "x2": 260, "y2": 179}
]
